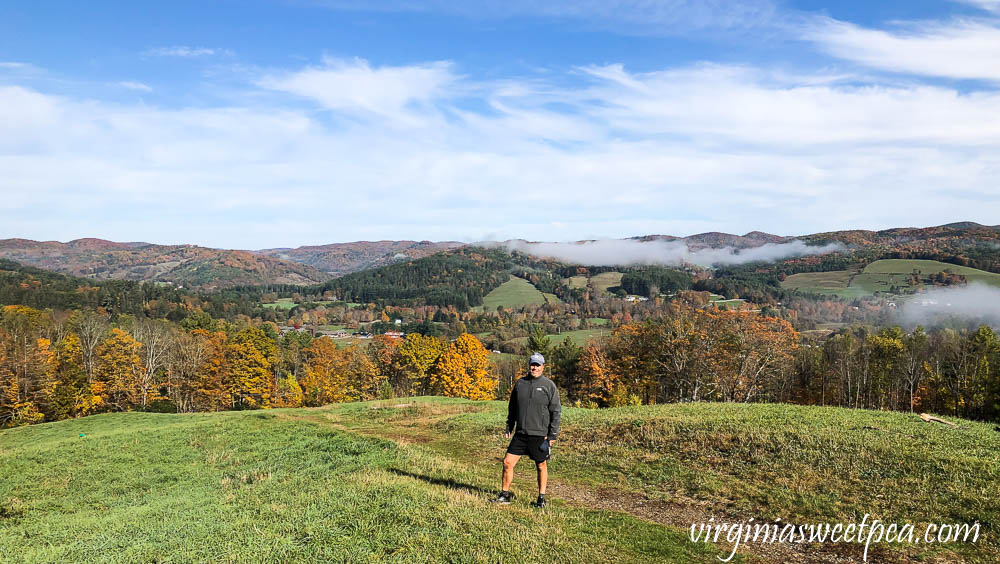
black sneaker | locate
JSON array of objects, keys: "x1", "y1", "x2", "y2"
[
  {"x1": 531, "y1": 495, "x2": 547, "y2": 508},
  {"x1": 491, "y1": 491, "x2": 513, "y2": 504}
]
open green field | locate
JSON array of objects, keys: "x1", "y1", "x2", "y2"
[
  {"x1": 480, "y1": 276, "x2": 547, "y2": 311},
  {"x1": 708, "y1": 294, "x2": 748, "y2": 310},
  {"x1": 709, "y1": 299, "x2": 747, "y2": 310},
  {"x1": 591, "y1": 272, "x2": 624, "y2": 294},
  {"x1": 261, "y1": 297, "x2": 298, "y2": 310},
  {"x1": 263, "y1": 299, "x2": 356, "y2": 311},
  {"x1": 3, "y1": 399, "x2": 996, "y2": 563},
  {"x1": 781, "y1": 259, "x2": 1000, "y2": 299},
  {"x1": 567, "y1": 273, "x2": 624, "y2": 296},
  {"x1": 541, "y1": 292, "x2": 563, "y2": 305},
  {"x1": 780, "y1": 271, "x2": 855, "y2": 293},
  {"x1": 512, "y1": 328, "x2": 612, "y2": 347}
]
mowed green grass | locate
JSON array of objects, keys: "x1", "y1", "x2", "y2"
[
  {"x1": 328, "y1": 399, "x2": 999, "y2": 563},
  {"x1": 0, "y1": 406, "x2": 727, "y2": 563},
  {"x1": 480, "y1": 276, "x2": 547, "y2": 311},
  {"x1": 3, "y1": 399, "x2": 998, "y2": 562},
  {"x1": 781, "y1": 259, "x2": 1000, "y2": 298}
]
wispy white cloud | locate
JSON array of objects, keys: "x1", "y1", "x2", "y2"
[
  {"x1": 311, "y1": 0, "x2": 780, "y2": 34},
  {"x1": 3, "y1": 55, "x2": 1000, "y2": 248},
  {"x1": 803, "y1": 16, "x2": 1000, "y2": 81},
  {"x1": 954, "y1": 0, "x2": 1000, "y2": 14},
  {"x1": 501, "y1": 239, "x2": 845, "y2": 267},
  {"x1": 145, "y1": 46, "x2": 231, "y2": 57},
  {"x1": 118, "y1": 81, "x2": 152, "y2": 92},
  {"x1": 0, "y1": 62, "x2": 43, "y2": 75},
  {"x1": 257, "y1": 57, "x2": 458, "y2": 125}
]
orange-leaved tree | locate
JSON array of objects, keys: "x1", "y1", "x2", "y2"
[{"x1": 300, "y1": 336, "x2": 354, "y2": 406}]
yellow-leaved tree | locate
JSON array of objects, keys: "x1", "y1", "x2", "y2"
[
  {"x1": 397, "y1": 333, "x2": 445, "y2": 395},
  {"x1": 225, "y1": 327, "x2": 278, "y2": 409},
  {"x1": 430, "y1": 334, "x2": 496, "y2": 400},
  {"x1": 95, "y1": 328, "x2": 146, "y2": 412}
]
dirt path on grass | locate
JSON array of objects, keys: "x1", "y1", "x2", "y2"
[{"x1": 277, "y1": 408, "x2": 943, "y2": 564}]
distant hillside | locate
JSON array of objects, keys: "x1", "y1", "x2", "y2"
[
  {"x1": 318, "y1": 246, "x2": 527, "y2": 309},
  {"x1": 256, "y1": 240, "x2": 464, "y2": 277},
  {"x1": 799, "y1": 223, "x2": 1000, "y2": 273},
  {"x1": 7, "y1": 222, "x2": 1000, "y2": 292},
  {"x1": 635, "y1": 231, "x2": 790, "y2": 249},
  {"x1": 0, "y1": 239, "x2": 331, "y2": 290},
  {"x1": 0, "y1": 258, "x2": 106, "y2": 310}
]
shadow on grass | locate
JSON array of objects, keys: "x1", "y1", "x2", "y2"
[{"x1": 387, "y1": 468, "x2": 494, "y2": 496}]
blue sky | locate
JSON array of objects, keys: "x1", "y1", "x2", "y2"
[{"x1": 2, "y1": 0, "x2": 1000, "y2": 248}]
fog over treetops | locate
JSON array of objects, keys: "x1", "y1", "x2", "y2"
[
  {"x1": 496, "y1": 238, "x2": 846, "y2": 267},
  {"x1": 898, "y1": 283, "x2": 1000, "y2": 329}
]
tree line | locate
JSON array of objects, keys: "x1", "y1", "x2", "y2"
[
  {"x1": 0, "y1": 305, "x2": 496, "y2": 427},
  {"x1": 511, "y1": 303, "x2": 1000, "y2": 422},
  {"x1": 6, "y1": 295, "x2": 1000, "y2": 428}
]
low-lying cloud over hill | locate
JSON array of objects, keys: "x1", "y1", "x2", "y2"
[
  {"x1": 501, "y1": 239, "x2": 845, "y2": 267},
  {"x1": 898, "y1": 283, "x2": 1000, "y2": 328}
]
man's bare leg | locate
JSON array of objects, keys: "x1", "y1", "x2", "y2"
[
  {"x1": 502, "y1": 453, "x2": 519, "y2": 492},
  {"x1": 536, "y1": 460, "x2": 547, "y2": 495}
]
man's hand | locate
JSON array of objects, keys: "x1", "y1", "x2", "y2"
[{"x1": 504, "y1": 430, "x2": 511, "y2": 439}]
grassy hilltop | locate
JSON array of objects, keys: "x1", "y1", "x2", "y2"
[{"x1": 2, "y1": 399, "x2": 997, "y2": 563}]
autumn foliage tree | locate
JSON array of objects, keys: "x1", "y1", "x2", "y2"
[
  {"x1": 300, "y1": 336, "x2": 354, "y2": 406},
  {"x1": 225, "y1": 327, "x2": 278, "y2": 409},
  {"x1": 95, "y1": 328, "x2": 146, "y2": 412},
  {"x1": 430, "y1": 334, "x2": 496, "y2": 400},
  {"x1": 396, "y1": 333, "x2": 446, "y2": 395}
]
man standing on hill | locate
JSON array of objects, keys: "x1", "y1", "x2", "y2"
[{"x1": 492, "y1": 352, "x2": 561, "y2": 508}]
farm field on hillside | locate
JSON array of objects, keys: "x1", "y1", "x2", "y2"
[
  {"x1": 261, "y1": 297, "x2": 298, "y2": 310},
  {"x1": 479, "y1": 275, "x2": 547, "y2": 310},
  {"x1": 780, "y1": 270, "x2": 854, "y2": 293},
  {"x1": 781, "y1": 259, "x2": 1000, "y2": 298},
  {"x1": 566, "y1": 272, "x2": 625, "y2": 295},
  {"x1": 541, "y1": 292, "x2": 562, "y2": 304},
  {"x1": 590, "y1": 272, "x2": 624, "y2": 294},
  {"x1": 861, "y1": 259, "x2": 1000, "y2": 288}
]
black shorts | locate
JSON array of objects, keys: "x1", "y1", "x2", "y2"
[{"x1": 507, "y1": 433, "x2": 550, "y2": 463}]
